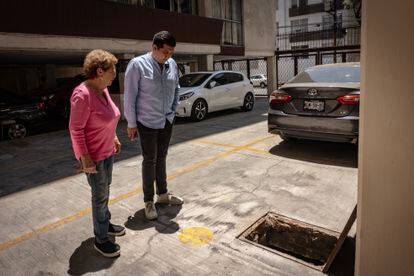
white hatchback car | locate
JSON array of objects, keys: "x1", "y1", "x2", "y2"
[
  {"x1": 176, "y1": 71, "x2": 255, "y2": 121},
  {"x1": 250, "y1": 74, "x2": 267, "y2": 88}
]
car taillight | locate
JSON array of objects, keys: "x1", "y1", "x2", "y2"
[
  {"x1": 270, "y1": 91, "x2": 292, "y2": 103},
  {"x1": 37, "y1": 102, "x2": 46, "y2": 110},
  {"x1": 337, "y1": 95, "x2": 360, "y2": 105}
]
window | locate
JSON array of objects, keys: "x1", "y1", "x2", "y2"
[
  {"x1": 173, "y1": 0, "x2": 197, "y2": 14},
  {"x1": 323, "y1": 13, "x2": 342, "y2": 30},
  {"x1": 179, "y1": 73, "x2": 212, "y2": 87},
  {"x1": 212, "y1": 0, "x2": 243, "y2": 46},
  {"x1": 291, "y1": 18, "x2": 308, "y2": 33},
  {"x1": 289, "y1": 65, "x2": 360, "y2": 83},
  {"x1": 210, "y1": 73, "x2": 228, "y2": 86},
  {"x1": 228, "y1": 73, "x2": 243, "y2": 83},
  {"x1": 103, "y1": 0, "x2": 198, "y2": 15}
]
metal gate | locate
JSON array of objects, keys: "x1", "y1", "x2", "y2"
[
  {"x1": 213, "y1": 58, "x2": 268, "y2": 96},
  {"x1": 276, "y1": 46, "x2": 360, "y2": 87}
]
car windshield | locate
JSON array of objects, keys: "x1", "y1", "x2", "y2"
[
  {"x1": 288, "y1": 65, "x2": 360, "y2": 83},
  {"x1": 179, "y1": 73, "x2": 212, "y2": 87}
]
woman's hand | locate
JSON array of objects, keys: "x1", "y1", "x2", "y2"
[
  {"x1": 80, "y1": 154, "x2": 97, "y2": 173},
  {"x1": 114, "y1": 137, "x2": 122, "y2": 154}
]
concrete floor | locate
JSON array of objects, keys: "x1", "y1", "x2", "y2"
[{"x1": 0, "y1": 98, "x2": 358, "y2": 275}]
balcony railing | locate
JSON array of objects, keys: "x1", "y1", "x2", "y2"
[
  {"x1": 277, "y1": 26, "x2": 361, "y2": 51},
  {"x1": 289, "y1": 3, "x2": 325, "y2": 17}
]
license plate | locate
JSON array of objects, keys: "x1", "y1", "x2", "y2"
[{"x1": 303, "y1": 100, "x2": 325, "y2": 112}]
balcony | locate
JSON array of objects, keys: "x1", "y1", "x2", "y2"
[
  {"x1": 0, "y1": 0, "x2": 223, "y2": 46},
  {"x1": 289, "y1": 0, "x2": 344, "y2": 17},
  {"x1": 289, "y1": 3, "x2": 325, "y2": 17},
  {"x1": 276, "y1": 26, "x2": 361, "y2": 51},
  {"x1": 289, "y1": 28, "x2": 344, "y2": 43}
]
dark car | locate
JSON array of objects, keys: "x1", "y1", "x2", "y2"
[
  {"x1": 268, "y1": 62, "x2": 360, "y2": 143},
  {"x1": 46, "y1": 74, "x2": 86, "y2": 119},
  {"x1": 0, "y1": 91, "x2": 48, "y2": 139}
]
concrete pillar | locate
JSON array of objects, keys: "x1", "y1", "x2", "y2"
[
  {"x1": 197, "y1": 55, "x2": 214, "y2": 71},
  {"x1": 114, "y1": 55, "x2": 133, "y2": 120},
  {"x1": 189, "y1": 62, "x2": 198, "y2": 72},
  {"x1": 266, "y1": 56, "x2": 277, "y2": 96},
  {"x1": 356, "y1": 1, "x2": 414, "y2": 275}
]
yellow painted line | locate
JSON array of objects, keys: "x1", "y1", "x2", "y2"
[
  {"x1": 178, "y1": 227, "x2": 214, "y2": 247},
  {"x1": 0, "y1": 135, "x2": 274, "y2": 252},
  {"x1": 243, "y1": 147, "x2": 271, "y2": 155},
  {"x1": 0, "y1": 208, "x2": 92, "y2": 251},
  {"x1": 191, "y1": 140, "x2": 238, "y2": 149},
  {"x1": 192, "y1": 139, "x2": 272, "y2": 156}
]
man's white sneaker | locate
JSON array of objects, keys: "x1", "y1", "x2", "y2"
[
  {"x1": 144, "y1": 201, "x2": 158, "y2": 220},
  {"x1": 157, "y1": 192, "x2": 184, "y2": 205}
]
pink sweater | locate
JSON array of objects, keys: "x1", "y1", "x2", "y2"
[{"x1": 69, "y1": 83, "x2": 120, "y2": 162}]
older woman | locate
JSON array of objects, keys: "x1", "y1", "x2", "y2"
[{"x1": 69, "y1": 49, "x2": 124, "y2": 258}]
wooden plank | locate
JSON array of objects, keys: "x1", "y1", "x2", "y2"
[{"x1": 322, "y1": 205, "x2": 357, "y2": 273}]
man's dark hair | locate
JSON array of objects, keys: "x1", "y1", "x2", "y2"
[{"x1": 153, "y1": 31, "x2": 176, "y2": 49}]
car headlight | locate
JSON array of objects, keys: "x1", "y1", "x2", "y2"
[{"x1": 179, "y1": 92, "x2": 194, "y2": 101}]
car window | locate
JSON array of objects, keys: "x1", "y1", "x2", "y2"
[
  {"x1": 226, "y1": 73, "x2": 243, "y2": 84},
  {"x1": 209, "y1": 73, "x2": 228, "y2": 86},
  {"x1": 289, "y1": 65, "x2": 360, "y2": 83},
  {"x1": 180, "y1": 73, "x2": 212, "y2": 87}
]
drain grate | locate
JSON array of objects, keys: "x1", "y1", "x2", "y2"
[{"x1": 238, "y1": 212, "x2": 341, "y2": 271}]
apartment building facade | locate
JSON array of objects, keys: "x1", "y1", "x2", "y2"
[
  {"x1": 276, "y1": 0, "x2": 360, "y2": 51},
  {"x1": 0, "y1": 0, "x2": 277, "y2": 96}
]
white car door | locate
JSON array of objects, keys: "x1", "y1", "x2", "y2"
[
  {"x1": 205, "y1": 73, "x2": 232, "y2": 111},
  {"x1": 226, "y1": 73, "x2": 246, "y2": 107}
]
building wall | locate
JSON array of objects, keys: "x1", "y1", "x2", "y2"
[
  {"x1": 243, "y1": 0, "x2": 277, "y2": 57},
  {"x1": 356, "y1": 0, "x2": 414, "y2": 275}
]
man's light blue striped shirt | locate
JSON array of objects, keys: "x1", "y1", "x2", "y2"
[{"x1": 123, "y1": 53, "x2": 180, "y2": 129}]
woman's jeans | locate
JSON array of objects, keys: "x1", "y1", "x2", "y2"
[
  {"x1": 86, "y1": 155, "x2": 114, "y2": 244},
  {"x1": 137, "y1": 120, "x2": 173, "y2": 203}
]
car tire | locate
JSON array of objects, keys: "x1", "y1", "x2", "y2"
[
  {"x1": 279, "y1": 133, "x2": 296, "y2": 142},
  {"x1": 260, "y1": 82, "x2": 266, "y2": 88},
  {"x1": 241, "y1": 93, "x2": 255, "y2": 112},
  {"x1": 7, "y1": 122, "x2": 27, "y2": 139},
  {"x1": 191, "y1": 99, "x2": 208, "y2": 121}
]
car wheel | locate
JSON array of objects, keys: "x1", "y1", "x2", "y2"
[
  {"x1": 279, "y1": 133, "x2": 296, "y2": 142},
  {"x1": 260, "y1": 82, "x2": 266, "y2": 88},
  {"x1": 8, "y1": 123, "x2": 27, "y2": 139},
  {"x1": 191, "y1": 99, "x2": 208, "y2": 121},
  {"x1": 241, "y1": 93, "x2": 255, "y2": 111}
]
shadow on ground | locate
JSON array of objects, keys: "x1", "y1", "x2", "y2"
[
  {"x1": 269, "y1": 139, "x2": 358, "y2": 168},
  {"x1": 67, "y1": 237, "x2": 118, "y2": 275},
  {"x1": 328, "y1": 236, "x2": 356, "y2": 276},
  {"x1": 0, "y1": 98, "x2": 269, "y2": 197},
  {"x1": 124, "y1": 204, "x2": 182, "y2": 234}
]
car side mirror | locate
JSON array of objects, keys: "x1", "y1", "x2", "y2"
[{"x1": 209, "y1": 81, "x2": 217, "y2": 89}]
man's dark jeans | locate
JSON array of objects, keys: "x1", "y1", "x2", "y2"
[{"x1": 137, "y1": 120, "x2": 173, "y2": 202}]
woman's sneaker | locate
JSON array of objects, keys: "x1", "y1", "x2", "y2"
[
  {"x1": 94, "y1": 240, "x2": 121, "y2": 258},
  {"x1": 108, "y1": 222, "x2": 126, "y2": 236}
]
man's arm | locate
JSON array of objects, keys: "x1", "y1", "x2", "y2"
[
  {"x1": 171, "y1": 61, "x2": 180, "y2": 112},
  {"x1": 124, "y1": 59, "x2": 140, "y2": 140},
  {"x1": 124, "y1": 59, "x2": 140, "y2": 128}
]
